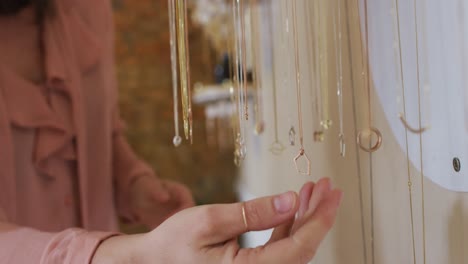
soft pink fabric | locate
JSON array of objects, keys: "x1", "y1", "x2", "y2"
[
  {"x1": 0, "y1": 228, "x2": 118, "y2": 264},
  {"x1": 0, "y1": 0, "x2": 155, "y2": 262}
]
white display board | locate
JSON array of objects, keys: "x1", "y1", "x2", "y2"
[{"x1": 369, "y1": 0, "x2": 468, "y2": 192}]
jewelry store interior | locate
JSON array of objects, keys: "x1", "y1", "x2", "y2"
[{"x1": 116, "y1": 0, "x2": 468, "y2": 263}]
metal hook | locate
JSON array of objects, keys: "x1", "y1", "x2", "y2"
[
  {"x1": 398, "y1": 113, "x2": 429, "y2": 134},
  {"x1": 294, "y1": 148, "x2": 311, "y2": 176},
  {"x1": 357, "y1": 127, "x2": 383, "y2": 153}
]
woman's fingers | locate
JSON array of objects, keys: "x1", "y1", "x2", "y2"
[
  {"x1": 234, "y1": 189, "x2": 343, "y2": 264},
  {"x1": 266, "y1": 218, "x2": 294, "y2": 244},
  {"x1": 307, "y1": 178, "x2": 331, "y2": 213},
  {"x1": 268, "y1": 181, "x2": 315, "y2": 244},
  {"x1": 297, "y1": 182, "x2": 315, "y2": 219},
  {"x1": 194, "y1": 191, "x2": 299, "y2": 245}
]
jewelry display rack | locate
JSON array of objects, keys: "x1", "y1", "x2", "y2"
[{"x1": 179, "y1": 0, "x2": 468, "y2": 262}]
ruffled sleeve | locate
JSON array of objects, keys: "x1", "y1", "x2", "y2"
[{"x1": 0, "y1": 228, "x2": 118, "y2": 264}]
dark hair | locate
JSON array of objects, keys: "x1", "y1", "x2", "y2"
[{"x1": 0, "y1": 0, "x2": 51, "y2": 23}]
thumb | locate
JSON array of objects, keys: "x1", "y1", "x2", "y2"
[{"x1": 197, "y1": 191, "x2": 299, "y2": 245}]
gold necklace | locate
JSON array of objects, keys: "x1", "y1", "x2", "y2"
[
  {"x1": 176, "y1": 0, "x2": 193, "y2": 143},
  {"x1": 394, "y1": 0, "x2": 429, "y2": 134},
  {"x1": 168, "y1": 0, "x2": 182, "y2": 147},
  {"x1": 305, "y1": 0, "x2": 325, "y2": 142},
  {"x1": 232, "y1": 0, "x2": 247, "y2": 164},
  {"x1": 393, "y1": 0, "x2": 427, "y2": 262},
  {"x1": 333, "y1": 0, "x2": 345, "y2": 156},
  {"x1": 392, "y1": 1, "x2": 417, "y2": 263},
  {"x1": 268, "y1": 1, "x2": 285, "y2": 155},
  {"x1": 240, "y1": 0, "x2": 249, "y2": 121},
  {"x1": 314, "y1": 0, "x2": 333, "y2": 137},
  {"x1": 292, "y1": 0, "x2": 311, "y2": 176},
  {"x1": 280, "y1": 0, "x2": 297, "y2": 147},
  {"x1": 356, "y1": 1, "x2": 380, "y2": 263},
  {"x1": 356, "y1": 0, "x2": 382, "y2": 153},
  {"x1": 347, "y1": 0, "x2": 369, "y2": 262},
  {"x1": 250, "y1": 0, "x2": 264, "y2": 135}
]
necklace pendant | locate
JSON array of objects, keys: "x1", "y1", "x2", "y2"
[
  {"x1": 289, "y1": 126, "x2": 296, "y2": 146},
  {"x1": 314, "y1": 131, "x2": 325, "y2": 142},
  {"x1": 320, "y1": 120, "x2": 333, "y2": 130},
  {"x1": 254, "y1": 122, "x2": 265, "y2": 135},
  {"x1": 269, "y1": 141, "x2": 286, "y2": 156},
  {"x1": 339, "y1": 133, "x2": 346, "y2": 157},
  {"x1": 294, "y1": 149, "x2": 311, "y2": 176},
  {"x1": 173, "y1": 136, "x2": 182, "y2": 147}
]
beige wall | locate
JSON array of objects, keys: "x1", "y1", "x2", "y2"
[{"x1": 240, "y1": 0, "x2": 468, "y2": 263}]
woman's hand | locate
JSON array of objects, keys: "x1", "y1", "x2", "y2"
[
  {"x1": 94, "y1": 178, "x2": 342, "y2": 264},
  {"x1": 129, "y1": 176, "x2": 195, "y2": 229}
]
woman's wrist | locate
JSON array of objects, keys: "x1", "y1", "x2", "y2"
[{"x1": 91, "y1": 234, "x2": 145, "y2": 264}]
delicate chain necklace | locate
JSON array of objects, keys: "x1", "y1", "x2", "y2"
[
  {"x1": 232, "y1": 0, "x2": 247, "y2": 164},
  {"x1": 395, "y1": 0, "x2": 429, "y2": 134},
  {"x1": 356, "y1": 0, "x2": 382, "y2": 153},
  {"x1": 168, "y1": 0, "x2": 182, "y2": 147},
  {"x1": 292, "y1": 0, "x2": 311, "y2": 176},
  {"x1": 356, "y1": 0, "x2": 380, "y2": 263},
  {"x1": 347, "y1": 0, "x2": 369, "y2": 262},
  {"x1": 240, "y1": 0, "x2": 249, "y2": 122},
  {"x1": 392, "y1": 1, "x2": 417, "y2": 262},
  {"x1": 413, "y1": 0, "x2": 427, "y2": 261},
  {"x1": 317, "y1": 0, "x2": 333, "y2": 132},
  {"x1": 333, "y1": 0, "x2": 345, "y2": 156},
  {"x1": 268, "y1": 1, "x2": 285, "y2": 155},
  {"x1": 250, "y1": 0, "x2": 264, "y2": 135},
  {"x1": 176, "y1": 0, "x2": 193, "y2": 143},
  {"x1": 393, "y1": 0, "x2": 428, "y2": 262},
  {"x1": 304, "y1": 0, "x2": 324, "y2": 143},
  {"x1": 280, "y1": 0, "x2": 296, "y2": 147}
]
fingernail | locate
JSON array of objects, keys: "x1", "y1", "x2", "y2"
[{"x1": 274, "y1": 192, "x2": 295, "y2": 214}]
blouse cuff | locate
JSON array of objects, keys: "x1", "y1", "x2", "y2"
[{"x1": 0, "y1": 228, "x2": 119, "y2": 264}]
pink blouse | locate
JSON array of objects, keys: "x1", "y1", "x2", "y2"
[{"x1": 0, "y1": 0, "x2": 154, "y2": 262}]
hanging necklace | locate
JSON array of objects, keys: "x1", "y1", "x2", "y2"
[
  {"x1": 415, "y1": 0, "x2": 427, "y2": 260},
  {"x1": 233, "y1": 0, "x2": 247, "y2": 163},
  {"x1": 347, "y1": 0, "x2": 369, "y2": 262},
  {"x1": 250, "y1": 0, "x2": 264, "y2": 135},
  {"x1": 395, "y1": 0, "x2": 429, "y2": 134},
  {"x1": 392, "y1": 1, "x2": 417, "y2": 263},
  {"x1": 168, "y1": 0, "x2": 182, "y2": 147},
  {"x1": 281, "y1": 0, "x2": 296, "y2": 147},
  {"x1": 240, "y1": 0, "x2": 249, "y2": 121},
  {"x1": 333, "y1": 0, "x2": 346, "y2": 156},
  {"x1": 176, "y1": 0, "x2": 193, "y2": 143},
  {"x1": 292, "y1": 0, "x2": 311, "y2": 176},
  {"x1": 304, "y1": 0, "x2": 324, "y2": 143},
  {"x1": 268, "y1": 1, "x2": 285, "y2": 155},
  {"x1": 356, "y1": 0, "x2": 380, "y2": 263},
  {"x1": 317, "y1": 0, "x2": 333, "y2": 132},
  {"x1": 414, "y1": 0, "x2": 427, "y2": 261},
  {"x1": 356, "y1": 0, "x2": 382, "y2": 153}
]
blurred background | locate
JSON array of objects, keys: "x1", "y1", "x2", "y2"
[{"x1": 112, "y1": 0, "x2": 238, "y2": 209}]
